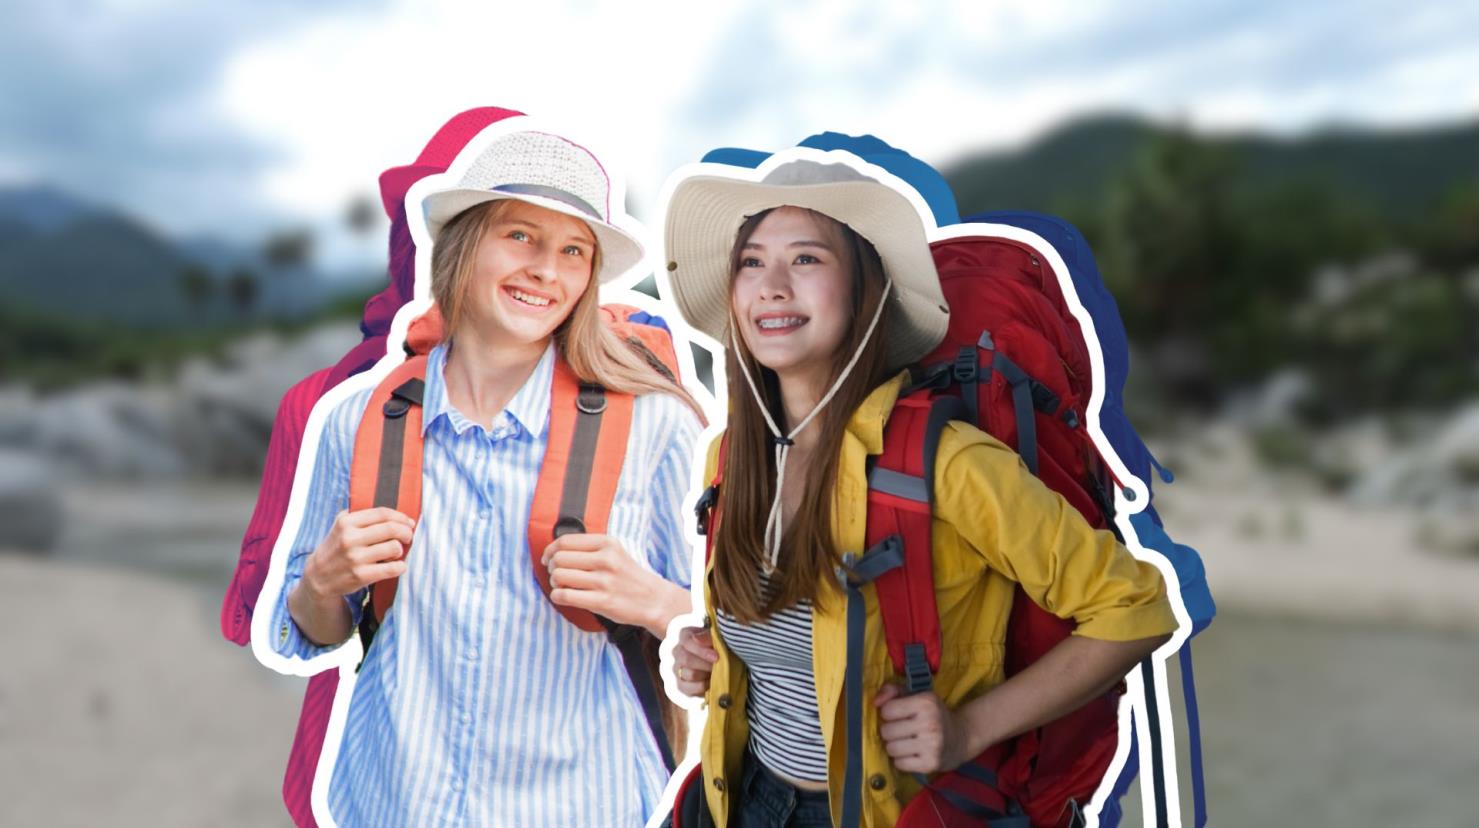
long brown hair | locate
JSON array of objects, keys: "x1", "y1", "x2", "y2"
[
  {"x1": 711, "y1": 207, "x2": 897, "y2": 622},
  {"x1": 430, "y1": 200, "x2": 704, "y2": 420}
]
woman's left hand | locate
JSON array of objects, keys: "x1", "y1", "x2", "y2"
[
  {"x1": 541, "y1": 533, "x2": 689, "y2": 636},
  {"x1": 874, "y1": 683, "x2": 973, "y2": 774}
]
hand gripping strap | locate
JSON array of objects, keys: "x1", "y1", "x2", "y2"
[
  {"x1": 527, "y1": 358, "x2": 636, "y2": 633},
  {"x1": 867, "y1": 394, "x2": 970, "y2": 682},
  {"x1": 348, "y1": 357, "x2": 429, "y2": 632}
]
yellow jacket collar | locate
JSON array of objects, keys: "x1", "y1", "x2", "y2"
[{"x1": 843, "y1": 370, "x2": 912, "y2": 456}]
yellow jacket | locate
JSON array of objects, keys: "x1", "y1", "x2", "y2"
[{"x1": 698, "y1": 372, "x2": 1179, "y2": 828}]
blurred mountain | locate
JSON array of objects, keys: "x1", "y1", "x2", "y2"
[
  {"x1": 0, "y1": 185, "x2": 96, "y2": 233},
  {"x1": 0, "y1": 186, "x2": 350, "y2": 328},
  {"x1": 946, "y1": 113, "x2": 1479, "y2": 224}
]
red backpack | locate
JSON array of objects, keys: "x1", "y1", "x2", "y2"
[
  {"x1": 679, "y1": 230, "x2": 1129, "y2": 828},
  {"x1": 350, "y1": 302, "x2": 688, "y2": 769},
  {"x1": 866, "y1": 231, "x2": 1124, "y2": 828}
]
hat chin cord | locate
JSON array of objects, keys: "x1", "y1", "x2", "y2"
[{"x1": 730, "y1": 278, "x2": 895, "y2": 574}]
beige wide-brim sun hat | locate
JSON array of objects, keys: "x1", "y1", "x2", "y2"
[
  {"x1": 420, "y1": 130, "x2": 645, "y2": 283},
  {"x1": 662, "y1": 150, "x2": 949, "y2": 369}
]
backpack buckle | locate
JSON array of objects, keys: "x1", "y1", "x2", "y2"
[
  {"x1": 553, "y1": 516, "x2": 587, "y2": 538},
  {"x1": 952, "y1": 346, "x2": 978, "y2": 384},
  {"x1": 902, "y1": 642, "x2": 933, "y2": 694},
  {"x1": 576, "y1": 383, "x2": 607, "y2": 414},
  {"x1": 694, "y1": 484, "x2": 719, "y2": 535}
]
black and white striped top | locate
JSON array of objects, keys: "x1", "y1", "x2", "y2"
[{"x1": 715, "y1": 584, "x2": 828, "y2": 783}]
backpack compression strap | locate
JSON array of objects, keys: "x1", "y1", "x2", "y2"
[{"x1": 858, "y1": 391, "x2": 1029, "y2": 828}]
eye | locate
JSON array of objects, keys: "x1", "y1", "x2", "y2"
[
  {"x1": 795, "y1": 253, "x2": 820, "y2": 265},
  {"x1": 563, "y1": 244, "x2": 586, "y2": 257},
  {"x1": 510, "y1": 229, "x2": 530, "y2": 242},
  {"x1": 740, "y1": 256, "x2": 763, "y2": 268}
]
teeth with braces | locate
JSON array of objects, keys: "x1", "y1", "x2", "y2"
[
  {"x1": 510, "y1": 289, "x2": 551, "y2": 307},
  {"x1": 757, "y1": 317, "x2": 806, "y2": 329}
]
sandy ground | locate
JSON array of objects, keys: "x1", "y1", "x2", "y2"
[
  {"x1": 2, "y1": 471, "x2": 1477, "y2": 827},
  {"x1": 0, "y1": 553, "x2": 303, "y2": 828},
  {"x1": 1157, "y1": 471, "x2": 1479, "y2": 634}
]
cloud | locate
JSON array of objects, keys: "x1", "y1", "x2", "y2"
[
  {"x1": 0, "y1": 0, "x2": 377, "y2": 238},
  {"x1": 669, "y1": 0, "x2": 1479, "y2": 174},
  {"x1": 4, "y1": 0, "x2": 1475, "y2": 270}
]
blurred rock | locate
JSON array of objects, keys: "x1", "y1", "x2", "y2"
[
  {"x1": 1350, "y1": 402, "x2": 1479, "y2": 513},
  {"x1": 1225, "y1": 368, "x2": 1312, "y2": 430},
  {"x1": 0, "y1": 323, "x2": 360, "y2": 480},
  {"x1": 1307, "y1": 416, "x2": 1395, "y2": 493},
  {"x1": 30, "y1": 383, "x2": 186, "y2": 478},
  {"x1": 0, "y1": 386, "x2": 39, "y2": 444},
  {"x1": 0, "y1": 449, "x2": 63, "y2": 552}
]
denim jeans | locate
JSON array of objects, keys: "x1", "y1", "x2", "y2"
[{"x1": 734, "y1": 751, "x2": 832, "y2": 828}]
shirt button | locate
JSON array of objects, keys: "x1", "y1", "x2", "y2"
[
  {"x1": 717, "y1": 694, "x2": 732, "y2": 710},
  {"x1": 460, "y1": 711, "x2": 472, "y2": 724},
  {"x1": 450, "y1": 778, "x2": 463, "y2": 791},
  {"x1": 479, "y1": 509, "x2": 491, "y2": 520},
  {"x1": 464, "y1": 649, "x2": 477, "y2": 661},
  {"x1": 869, "y1": 773, "x2": 887, "y2": 791},
  {"x1": 712, "y1": 778, "x2": 725, "y2": 792}
]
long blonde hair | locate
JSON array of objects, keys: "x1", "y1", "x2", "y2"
[{"x1": 430, "y1": 200, "x2": 704, "y2": 420}]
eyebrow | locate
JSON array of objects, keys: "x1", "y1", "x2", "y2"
[
  {"x1": 742, "y1": 240, "x2": 834, "y2": 251},
  {"x1": 498, "y1": 218, "x2": 596, "y2": 246}
]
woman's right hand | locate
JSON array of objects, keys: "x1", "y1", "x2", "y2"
[
  {"x1": 301, "y1": 507, "x2": 416, "y2": 600},
  {"x1": 672, "y1": 625, "x2": 719, "y2": 697}
]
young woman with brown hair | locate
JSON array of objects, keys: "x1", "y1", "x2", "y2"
[{"x1": 661, "y1": 148, "x2": 1178, "y2": 828}]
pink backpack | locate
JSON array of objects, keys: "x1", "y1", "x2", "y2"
[{"x1": 218, "y1": 107, "x2": 524, "y2": 827}]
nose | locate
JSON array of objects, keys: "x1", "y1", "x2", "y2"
[
  {"x1": 755, "y1": 261, "x2": 791, "y2": 301},
  {"x1": 526, "y1": 241, "x2": 560, "y2": 283}
]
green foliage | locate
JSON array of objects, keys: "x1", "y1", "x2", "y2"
[
  {"x1": 177, "y1": 264, "x2": 215, "y2": 308},
  {"x1": 225, "y1": 269, "x2": 260, "y2": 313},
  {"x1": 262, "y1": 229, "x2": 314, "y2": 269},
  {"x1": 0, "y1": 282, "x2": 377, "y2": 390},
  {"x1": 1293, "y1": 260, "x2": 1477, "y2": 415},
  {"x1": 1417, "y1": 182, "x2": 1479, "y2": 270},
  {"x1": 946, "y1": 115, "x2": 1478, "y2": 421}
]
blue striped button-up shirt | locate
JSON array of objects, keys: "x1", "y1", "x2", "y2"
[{"x1": 271, "y1": 341, "x2": 701, "y2": 827}]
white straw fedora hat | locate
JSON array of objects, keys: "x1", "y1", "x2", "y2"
[
  {"x1": 662, "y1": 149, "x2": 949, "y2": 368},
  {"x1": 421, "y1": 130, "x2": 644, "y2": 283}
]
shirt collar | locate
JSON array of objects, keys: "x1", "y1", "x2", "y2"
[{"x1": 421, "y1": 340, "x2": 557, "y2": 439}]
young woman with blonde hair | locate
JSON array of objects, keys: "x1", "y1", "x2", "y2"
[{"x1": 266, "y1": 125, "x2": 702, "y2": 827}]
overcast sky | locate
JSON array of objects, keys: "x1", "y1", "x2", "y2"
[{"x1": 3, "y1": 0, "x2": 1476, "y2": 271}]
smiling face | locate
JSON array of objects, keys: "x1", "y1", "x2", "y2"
[
  {"x1": 449, "y1": 199, "x2": 598, "y2": 348},
  {"x1": 729, "y1": 206, "x2": 859, "y2": 398}
]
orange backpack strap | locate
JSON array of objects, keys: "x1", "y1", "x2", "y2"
[
  {"x1": 347, "y1": 306, "x2": 443, "y2": 659},
  {"x1": 528, "y1": 304, "x2": 684, "y2": 631},
  {"x1": 527, "y1": 358, "x2": 637, "y2": 632}
]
